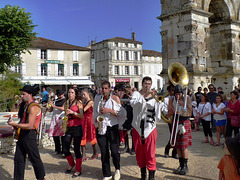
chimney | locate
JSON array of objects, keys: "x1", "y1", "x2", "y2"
[{"x1": 132, "y1": 32, "x2": 136, "y2": 41}]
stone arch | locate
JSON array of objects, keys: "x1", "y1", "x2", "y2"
[
  {"x1": 209, "y1": 0, "x2": 230, "y2": 23},
  {"x1": 205, "y1": 0, "x2": 235, "y2": 20}
]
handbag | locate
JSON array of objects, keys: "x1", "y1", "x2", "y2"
[{"x1": 231, "y1": 114, "x2": 240, "y2": 127}]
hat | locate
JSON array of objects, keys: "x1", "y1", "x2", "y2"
[
  {"x1": 218, "y1": 87, "x2": 223, "y2": 90},
  {"x1": 56, "y1": 89, "x2": 64, "y2": 95},
  {"x1": 174, "y1": 85, "x2": 183, "y2": 94},
  {"x1": 192, "y1": 101, "x2": 197, "y2": 107},
  {"x1": 19, "y1": 85, "x2": 37, "y2": 96}
]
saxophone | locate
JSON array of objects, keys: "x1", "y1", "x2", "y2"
[
  {"x1": 62, "y1": 100, "x2": 69, "y2": 134},
  {"x1": 97, "y1": 96, "x2": 105, "y2": 134}
]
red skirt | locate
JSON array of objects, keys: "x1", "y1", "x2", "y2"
[
  {"x1": 81, "y1": 114, "x2": 97, "y2": 146},
  {"x1": 174, "y1": 119, "x2": 192, "y2": 149}
]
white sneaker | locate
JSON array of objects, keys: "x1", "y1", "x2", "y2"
[
  {"x1": 102, "y1": 176, "x2": 112, "y2": 180},
  {"x1": 114, "y1": 169, "x2": 121, "y2": 180}
]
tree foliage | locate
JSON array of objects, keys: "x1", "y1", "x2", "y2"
[{"x1": 0, "y1": 5, "x2": 37, "y2": 74}]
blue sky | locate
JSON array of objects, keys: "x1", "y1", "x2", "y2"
[{"x1": 0, "y1": 0, "x2": 162, "y2": 52}]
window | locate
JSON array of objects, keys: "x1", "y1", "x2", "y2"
[
  {"x1": 41, "y1": 49, "x2": 47, "y2": 59},
  {"x1": 125, "y1": 51, "x2": 128, "y2": 60},
  {"x1": 41, "y1": 63, "x2": 47, "y2": 76},
  {"x1": 134, "y1": 52, "x2": 138, "y2": 60},
  {"x1": 15, "y1": 64, "x2": 22, "y2": 74},
  {"x1": 58, "y1": 64, "x2": 64, "y2": 76},
  {"x1": 125, "y1": 43, "x2": 128, "y2": 47},
  {"x1": 134, "y1": 66, "x2": 138, "y2": 75},
  {"x1": 115, "y1": 66, "x2": 119, "y2": 75},
  {"x1": 125, "y1": 66, "x2": 129, "y2": 75},
  {"x1": 73, "y1": 63, "x2": 79, "y2": 76}
]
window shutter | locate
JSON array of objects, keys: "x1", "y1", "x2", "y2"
[
  {"x1": 37, "y1": 49, "x2": 41, "y2": 59},
  {"x1": 73, "y1": 51, "x2": 78, "y2": 61},
  {"x1": 138, "y1": 66, "x2": 141, "y2": 75},
  {"x1": 22, "y1": 63, "x2": 26, "y2": 76},
  {"x1": 64, "y1": 64, "x2": 67, "y2": 76},
  {"x1": 119, "y1": 66, "x2": 122, "y2": 75},
  {"x1": 47, "y1": 50, "x2": 51, "y2": 60},
  {"x1": 79, "y1": 64, "x2": 82, "y2": 76},
  {"x1": 37, "y1": 63, "x2": 41, "y2": 76},
  {"x1": 129, "y1": 65, "x2": 132, "y2": 75},
  {"x1": 70, "y1": 64, "x2": 73, "y2": 76},
  {"x1": 122, "y1": 51, "x2": 125, "y2": 60},
  {"x1": 112, "y1": 65, "x2": 115, "y2": 75},
  {"x1": 123, "y1": 65, "x2": 125, "y2": 75},
  {"x1": 119, "y1": 50, "x2": 121, "y2": 60},
  {"x1": 47, "y1": 64, "x2": 51, "y2": 76},
  {"x1": 55, "y1": 64, "x2": 58, "y2": 76},
  {"x1": 58, "y1": 50, "x2": 64, "y2": 60},
  {"x1": 114, "y1": 50, "x2": 117, "y2": 60},
  {"x1": 137, "y1": 52, "x2": 140, "y2": 61}
]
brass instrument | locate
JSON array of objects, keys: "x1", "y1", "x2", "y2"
[
  {"x1": 168, "y1": 62, "x2": 190, "y2": 146},
  {"x1": 151, "y1": 92, "x2": 172, "y2": 124},
  {"x1": 97, "y1": 95, "x2": 105, "y2": 134},
  {"x1": 62, "y1": 100, "x2": 69, "y2": 134}
]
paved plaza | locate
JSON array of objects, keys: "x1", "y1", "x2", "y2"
[{"x1": 0, "y1": 121, "x2": 223, "y2": 180}]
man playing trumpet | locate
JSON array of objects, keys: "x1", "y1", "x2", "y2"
[
  {"x1": 168, "y1": 85, "x2": 192, "y2": 175},
  {"x1": 126, "y1": 76, "x2": 163, "y2": 180}
]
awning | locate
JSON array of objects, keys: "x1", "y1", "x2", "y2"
[
  {"x1": 68, "y1": 80, "x2": 94, "y2": 85},
  {"x1": 22, "y1": 80, "x2": 42, "y2": 84},
  {"x1": 41, "y1": 80, "x2": 70, "y2": 85}
]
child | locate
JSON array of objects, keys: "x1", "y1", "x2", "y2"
[
  {"x1": 218, "y1": 135, "x2": 240, "y2": 180},
  {"x1": 192, "y1": 101, "x2": 199, "y2": 132}
]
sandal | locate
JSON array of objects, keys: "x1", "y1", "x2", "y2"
[
  {"x1": 214, "y1": 144, "x2": 221, "y2": 146},
  {"x1": 89, "y1": 153, "x2": 99, "y2": 160},
  {"x1": 202, "y1": 140, "x2": 209, "y2": 143},
  {"x1": 72, "y1": 172, "x2": 81, "y2": 178},
  {"x1": 82, "y1": 156, "x2": 87, "y2": 162}
]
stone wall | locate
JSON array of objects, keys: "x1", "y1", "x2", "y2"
[{"x1": 159, "y1": 0, "x2": 240, "y2": 94}]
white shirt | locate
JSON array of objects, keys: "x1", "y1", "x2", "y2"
[
  {"x1": 192, "y1": 106, "x2": 197, "y2": 117},
  {"x1": 130, "y1": 91, "x2": 163, "y2": 138},
  {"x1": 212, "y1": 103, "x2": 227, "y2": 120},
  {"x1": 197, "y1": 102, "x2": 212, "y2": 121},
  {"x1": 93, "y1": 94, "x2": 126, "y2": 128}
]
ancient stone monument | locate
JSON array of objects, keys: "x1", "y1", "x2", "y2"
[{"x1": 158, "y1": 0, "x2": 240, "y2": 94}]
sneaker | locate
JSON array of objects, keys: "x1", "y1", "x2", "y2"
[
  {"x1": 114, "y1": 169, "x2": 121, "y2": 180},
  {"x1": 102, "y1": 176, "x2": 112, "y2": 180}
]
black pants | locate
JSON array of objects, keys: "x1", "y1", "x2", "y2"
[
  {"x1": 226, "y1": 118, "x2": 240, "y2": 137},
  {"x1": 97, "y1": 125, "x2": 120, "y2": 177},
  {"x1": 164, "y1": 123, "x2": 177, "y2": 156},
  {"x1": 53, "y1": 136, "x2": 64, "y2": 153},
  {"x1": 62, "y1": 126, "x2": 83, "y2": 158},
  {"x1": 202, "y1": 120, "x2": 212, "y2": 137},
  {"x1": 14, "y1": 130, "x2": 45, "y2": 180}
]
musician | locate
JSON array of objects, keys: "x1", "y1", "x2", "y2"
[
  {"x1": 93, "y1": 81, "x2": 126, "y2": 180},
  {"x1": 168, "y1": 85, "x2": 192, "y2": 175},
  {"x1": 49, "y1": 89, "x2": 65, "y2": 155},
  {"x1": 163, "y1": 85, "x2": 178, "y2": 158},
  {"x1": 128, "y1": 76, "x2": 162, "y2": 180},
  {"x1": 8, "y1": 85, "x2": 45, "y2": 180},
  {"x1": 55, "y1": 87, "x2": 84, "y2": 178}
]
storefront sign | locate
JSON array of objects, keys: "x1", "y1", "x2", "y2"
[
  {"x1": 115, "y1": 78, "x2": 130, "y2": 82},
  {"x1": 45, "y1": 60, "x2": 60, "y2": 64}
]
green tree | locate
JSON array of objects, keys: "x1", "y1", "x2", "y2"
[
  {"x1": 0, "y1": 70, "x2": 23, "y2": 111},
  {"x1": 0, "y1": 5, "x2": 37, "y2": 74}
]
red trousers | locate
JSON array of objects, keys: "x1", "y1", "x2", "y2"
[{"x1": 132, "y1": 128, "x2": 157, "y2": 171}]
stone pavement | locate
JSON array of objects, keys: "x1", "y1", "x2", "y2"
[{"x1": 0, "y1": 121, "x2": 223, "y2": 180}]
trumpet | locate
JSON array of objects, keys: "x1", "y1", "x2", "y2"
[{"x1": 62, "y1": 100, "x2": 69, "y2": 134}]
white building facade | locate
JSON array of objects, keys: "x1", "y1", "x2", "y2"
[
  {"x1": 11, "y1": 37, "x2": 93, "y2": 89},
  {"x1": 142, "y1": 50, "x2": 163, "y2": 91}
]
